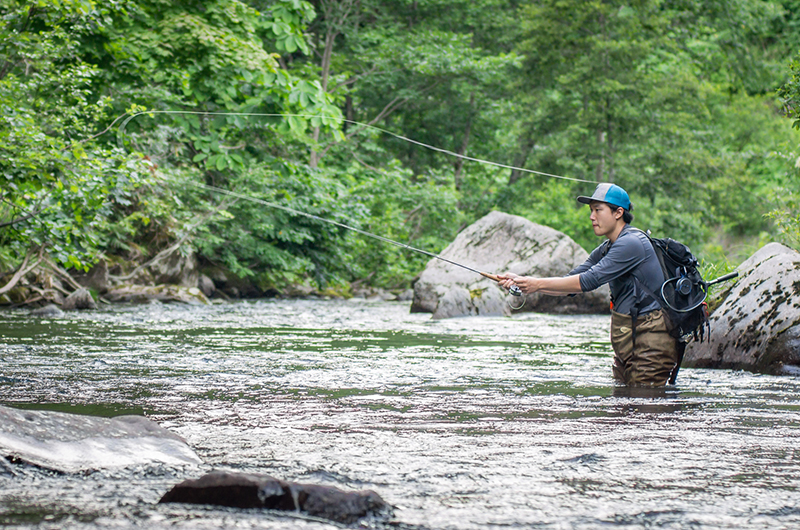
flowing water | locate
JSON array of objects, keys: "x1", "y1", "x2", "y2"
[{"x1": 1, "y1": 298, "x2": 800, "y2": 529}]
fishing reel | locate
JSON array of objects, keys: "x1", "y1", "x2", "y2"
[
  {"x1": 507, "y1": 284, "x2": 525, "y2": 310},
  {"x1": 675, "y1": 276, "x2": 693, "y2": 296},
  {"x1": 662, "y1": 271, "x2": 739, "y2": 313}
]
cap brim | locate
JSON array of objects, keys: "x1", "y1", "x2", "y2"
[{"x1": 576, "y1": 196, "x2": 594, "y2": 205}]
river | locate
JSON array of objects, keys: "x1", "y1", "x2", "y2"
[{"x1": 1, "y1": 298, "x2": 799, "y2": 529}]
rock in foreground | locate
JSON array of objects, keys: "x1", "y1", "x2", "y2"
[
  {"x1": 411, "y1": 211, "x2": 609, "y2": 318},
  {"x1": 0, "y1": 405, "x2": 202, "y2": 473},
  {"x1": 685, "y1": 243, "x2": 800, "y2": 373},
  {"x1": 160, "y1": 471, "x2": 392, "y2": 525}
]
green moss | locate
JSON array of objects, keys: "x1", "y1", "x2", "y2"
[{"x1": 469, "y1": 287, "x2": 488, "y2": 300}]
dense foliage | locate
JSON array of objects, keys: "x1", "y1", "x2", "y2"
[{"x1": 1, "y1": 0, "x2": 799, "y2": 297}]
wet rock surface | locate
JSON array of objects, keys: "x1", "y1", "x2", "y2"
[
  {"x1": 0, "y1": 405, "x2": 203, "y2": 473},
  {"x1": 160, "y1": 471, "x2": 392, "y2": 525},
  {"x1": 104, "y1": 284, "x2": 209, "y2": 304},
  {"x1": 62, "y1": 287, "x2": 97, "y2": 310},
  {"x1": 685, "y1": 243, "x2": 800, "y2": 373},
  {"x1": 149, "y1": 250, "x2": 200, "y2": 288},
  {"x1": 72, "y1": 259, "x2": 110, "y2": 294},
  {"x1": 411, "y1": 211, "x2": 609, "y2": 318}
]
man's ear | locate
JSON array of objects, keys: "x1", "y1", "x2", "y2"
[{"x1": 615, "y1": 207, "x2": 624, "y2": 220}]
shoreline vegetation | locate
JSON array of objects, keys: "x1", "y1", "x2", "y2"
[
  {"x1": 2, "y1": 1, "x2": 800, "y2": 309},
  {"x1": 0, "y1": 251, "x2": 414, "y2": 310}
]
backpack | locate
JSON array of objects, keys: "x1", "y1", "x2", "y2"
[{"x1": 641, "y1": 232, "x2": 710, "y2": 344}]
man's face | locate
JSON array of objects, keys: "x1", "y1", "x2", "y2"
[{"x1": 589, "y1": 201, "x2": 622, "y2": 237}]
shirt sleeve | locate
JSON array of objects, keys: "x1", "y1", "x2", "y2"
[
  {"x1": 577, "y1": 235, "x2": 648, "y2": 292},
  {"x1": 568, "y1": 243, "x2": 606, "y2": 277}
]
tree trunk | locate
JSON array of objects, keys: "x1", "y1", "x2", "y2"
[
  {"x1": 509, "y1": 133, "x2": 536, "y2": 185},
  {"x1": 453, "y1": 93, "x2": 475, "y2": 190},
  {"x1": 595, "y1": 129, "x2": 605, "y2": 182},
  {"x1": 343, "y1": 95, "x2": 353, "y2": 133},
  {"x1": 310, "y1": 29, "x2": 336, "y2": 168}
]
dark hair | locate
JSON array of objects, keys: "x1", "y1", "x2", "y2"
[
  {"x1": 607, "y1": 203, "x2": 634, "y2": 224},
  {"x1": 622, "y1": 209, "x2": 634, "y2": 224}
]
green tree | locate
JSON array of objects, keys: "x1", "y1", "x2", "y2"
[
  {"x1": 506, "y1": 0, "x2": 799, "y2": 255},
  {"x1": 0, "y1": 1, "x2": 140, "y2": 297}
]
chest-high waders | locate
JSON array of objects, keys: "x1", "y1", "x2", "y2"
[
  {"x1": 627, "y1": 279, "x2": 684, "y2": 385},
  {"x1": 602, "y1": 237, "x2": 682, "y2": 386}
]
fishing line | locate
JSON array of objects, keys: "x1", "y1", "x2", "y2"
[
  {"x1": 112, "y1": 109, "x2": 571, "y2": 305},
  {"x1": 116, "y1": 110, "x2": 595, "y2": 184},
  {"x1": 169, "y1": 176, "x2": 524, "y2": 301}
]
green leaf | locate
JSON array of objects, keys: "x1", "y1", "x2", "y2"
[{"x1": 285, "y1": 34, "x2": 298, "y2": 53}]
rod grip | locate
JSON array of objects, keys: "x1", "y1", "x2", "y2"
[{"x1": 481, "y1": 272, "x2": 501, "y2": 282}]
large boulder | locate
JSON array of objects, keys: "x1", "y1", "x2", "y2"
[
  {"x1": 149, "y1": 250, "x2": 199, "y2": 288},
  {"x1": 71, "y1": 259, "x2": 109, "y2": 294},
  {"x1": 410, "y1": 211, "x2": 609, "y2": 318},
  {"x1": 0, "y1": 405, "x2": 202, "y2": 473},
  {"x1": 62, "y1": 287, "x2": 97, "y2": 310},
  {"x1": 160, "y1": 471, "x2": 391, "y2": 525},
  {"x1": 685, "y1": 243, "x2": 800, "y2": 373}
]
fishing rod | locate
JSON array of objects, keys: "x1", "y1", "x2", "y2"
[
  {"x1": 179, "y1": 179, "x2": 523, "y2": 298},
  {"x1": 113, "y1": 109, "x2": 556, "y2": 300}
]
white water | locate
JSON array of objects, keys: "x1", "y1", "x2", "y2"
[{"x1": 2, "y1": 298, "x2": 800, "y2": 529}]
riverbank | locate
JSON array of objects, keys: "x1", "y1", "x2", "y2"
[{"x1": 0, "y1": 254, "x2": 415, "y2": 309}]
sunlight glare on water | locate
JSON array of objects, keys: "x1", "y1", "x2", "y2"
[{"x1": 1, "y1": 298, "x2": 800, "y2": 529}]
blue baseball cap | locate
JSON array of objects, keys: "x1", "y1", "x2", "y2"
[{"x1": 577, "y1": 183, "x2": 632, "y2": 211}]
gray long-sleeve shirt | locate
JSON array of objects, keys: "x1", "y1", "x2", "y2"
[{"x1": 569, "y1": 225, "x2": 664, "y2": 316}]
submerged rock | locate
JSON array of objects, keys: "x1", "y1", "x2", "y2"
[
  {"x1": 0, "y1": 405, "x2": 202, "y2": 473},
  {"x1": 411, "y1": 211, "x2": 609, "y2": 318},
  {"x1": 29, "y1": 304, "x2": 65, "y2": 318},
  {"x1": 160, "y1": 471, "x2": 391, "y2": 525},
  {"x1": 685, "y1": 243, "x2": 800, "y2": 373}
]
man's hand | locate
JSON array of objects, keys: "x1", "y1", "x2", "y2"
[
  {"x1": 496, "y1": 273, "x2": 582, "y2": 296},
  {"x1": 497, "y1": 272, "x2": 538, "y2": 294}
]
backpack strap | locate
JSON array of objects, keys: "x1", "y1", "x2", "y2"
[{"x1": 600, "y1": 239, "x2": 611, "y2": 258}]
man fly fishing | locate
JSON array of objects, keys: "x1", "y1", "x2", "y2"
[{"x1": 498, "y1": 183, "x2": 679, "y2": 386}]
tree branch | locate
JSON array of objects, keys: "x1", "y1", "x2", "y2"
[
  {"x1": 317, "y1": 95, "x2": 410, "y2": 161},
  {"x1": 0, "y1": 205, "x2": 45, "y2": 228},
  {"x1": 44, "y1": 256, "x2": 85, "y2": 291},
  {"x1": 0, "y1": 246, "x2": 44, "y2": 296},
  {"x1": 110, "y1": 197, "x2": 238, "y2": 282}
]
